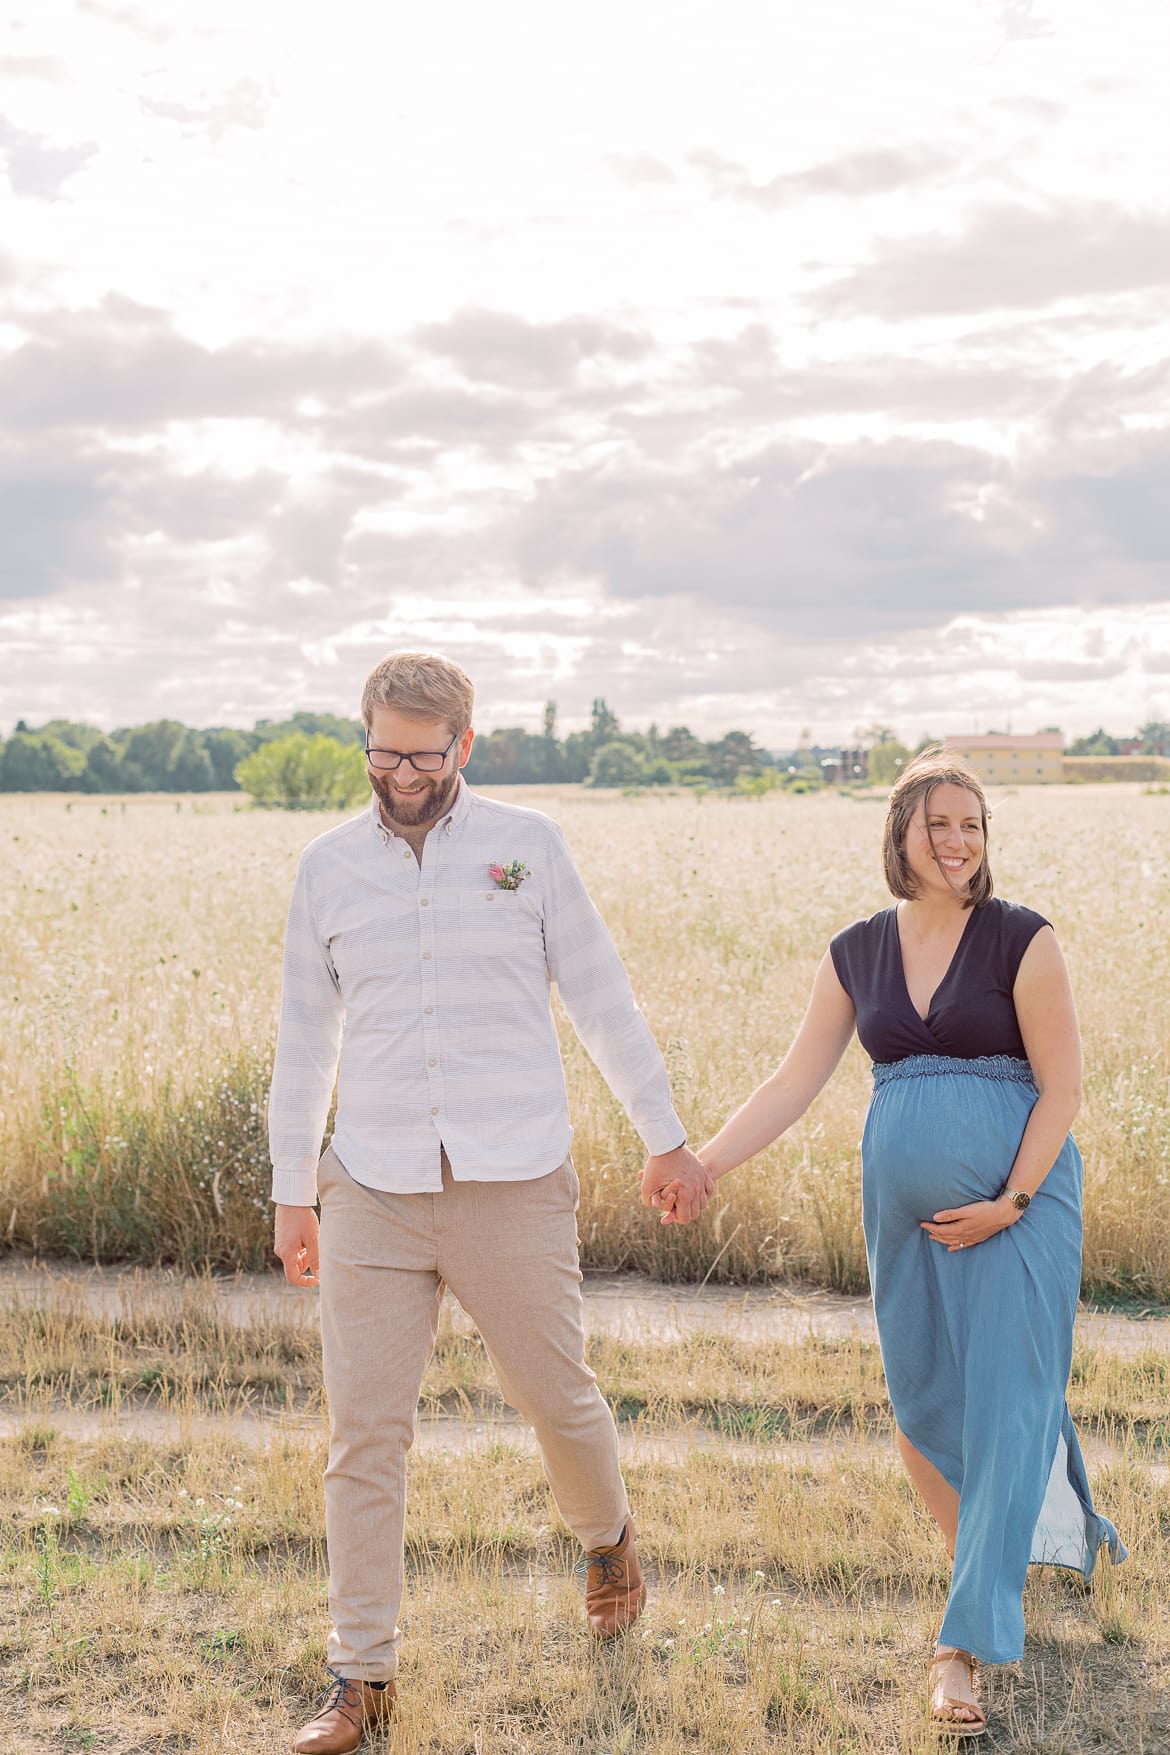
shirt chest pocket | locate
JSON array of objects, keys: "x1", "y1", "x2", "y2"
[{"x1": 458, "y1": 890, "x2": 543, "y2": 958}]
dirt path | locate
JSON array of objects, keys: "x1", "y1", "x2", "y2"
[{"x1": 2, "y1": 1252, "x2": 1167, "y2": 1352}]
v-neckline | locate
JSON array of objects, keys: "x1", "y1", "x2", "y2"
[{"x1": 893, "y1": 904, "x2": 979, "y2": 1024}]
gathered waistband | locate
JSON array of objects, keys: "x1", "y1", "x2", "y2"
[{"x1": 871, "y1": 1053, "x2": 1035, "y2": 1089}]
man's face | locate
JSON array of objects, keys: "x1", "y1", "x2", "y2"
[{"x1": 365, "y1": 706, "x2": 474, "y2": 830}]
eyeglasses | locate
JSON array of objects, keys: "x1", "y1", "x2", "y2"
[{"x1": 364, "y1": 730, "x2": 460, "y2": 773}]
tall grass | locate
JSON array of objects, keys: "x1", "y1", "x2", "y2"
[
  {"x1": 2, "y1": 1283, "x2": 1163, "y2": 1752},
  {"x1": 3, "y1": 787, "x2": 1168, "y2": 1296}
]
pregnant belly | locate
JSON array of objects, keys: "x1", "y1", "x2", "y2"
[{"x1": 862, "y1": 1073, "x2": 1032, "y2": 1222}]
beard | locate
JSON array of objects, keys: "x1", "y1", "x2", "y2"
[{"x1": 369, "y1": 764, "x2": 460, "y2": 830}]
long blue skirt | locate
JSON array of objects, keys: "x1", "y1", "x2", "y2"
[{"x1": 863, "y1": 1053, "x2": 1125, "y2": 1663}]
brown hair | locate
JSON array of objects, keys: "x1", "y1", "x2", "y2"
[
  {"x1": 881, "y1": 746, "x2": 993, "y2": 909},
  {"x1": 360, "y1": 652, "x2": 475, "y2": 734}
]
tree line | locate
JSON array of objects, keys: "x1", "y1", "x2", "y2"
[
  {"x1": 5, "y1": 706, "x2": 1167, "y2": 797},
  {"x1": 0, "y1": 701, "x2": 779, "y2": 794},
  {"x1": 0, "y1": 712, "x2": 362, "y2": 794}
]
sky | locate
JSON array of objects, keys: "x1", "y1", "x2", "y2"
[{"x1": 1, "y1": 0, "x2": 1169, "y2": 748}]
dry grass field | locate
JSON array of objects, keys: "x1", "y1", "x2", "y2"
[
  {"x1": 1, "y1": 1280, "x2": 1167, "y2": 1753},
  {"x1": 3, "y1": 783, "x2": 1168, "y2": 1297}
]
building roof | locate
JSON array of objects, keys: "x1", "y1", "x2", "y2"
[{"x1": 943, "y1": 733, "x2": 1062, "y2": 751}]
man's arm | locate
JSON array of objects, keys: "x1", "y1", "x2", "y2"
[
  {"x1": 268, "y1": 853, "x2": 345, "y2": 1213},
  {"x1": 540, "y1": 823, "x2": 708, "y2": 1212}
]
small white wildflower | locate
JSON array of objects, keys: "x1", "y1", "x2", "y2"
[
  {"x1": 754, "y1": 1570, "x2": 765, "y2": 1580},
  {"x1": 178, "y1": 1489, "x2": 188, "y2": 1499},
  {"x1": 712, "y1": 1584, "x2": 725, "y2": 1596},
  {"x1": 40, "y1": 1504, "x2": 61, "y2": 1517}
]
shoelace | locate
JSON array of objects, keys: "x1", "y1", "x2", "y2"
[
  {"x1": 313, "y1": 1668, "x2": 363, "y2": 1721},
  {"x1": 575, "y1": 1547, "x2": 626, "y2": 1587}
]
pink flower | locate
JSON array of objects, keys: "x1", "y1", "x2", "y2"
[{"x1": 488, "y1": 864, "x2": 505, "y2": 882}]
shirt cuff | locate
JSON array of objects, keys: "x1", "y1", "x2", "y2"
[
  {"x1": 271, "y1": 1167, "x2": 319, "y2": 1208},
  {"x1": 638, "y1": 1115, "x2": 688, "y2": 1157}
]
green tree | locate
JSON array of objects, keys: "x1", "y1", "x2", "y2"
[
  {"x1": 0, "y1": 731, "x2": 85, "y2": 791},
  {"x1": 115, "y1": 720, "x2": 187, "y2": 790},
  {"x1": 590, "y1": 698, "x2": 620, "y2": 747},
  {"x1": 80, "y1": 736, "x2": 122, "y2": 792},
  {"x1": 587, "y1": 741, "x2": 648, "y2": 787},
  {"x1": 660, "y1": 725, "x2": 705, "y2": 764},
  {"x1": 1138, "y1": 721, "x2": 1170, "y2": 756},
  {"x1": 204, "y1": 728, "x2": 256, "y2": 790},
  {"x1": 867, "y1": 740, "x2": 912, "y2": 786},
  {"x1": 38, "y1": 719, "x2": 105, "y2": 754},
  {"x1": 235, "y1": 733, "x2": 368, "y2": 809},
  {"x1": 1067, "y1": 727, "x2": 1120, "y2": 756},
  {"x1": 255, "y1": 711, "x2": 364, "y2": 745},
  {"x1": 707, "y1": 730, "x2": 763, "y2": 784},
  {"x1": 167, "y1": 730, "x2": 216, "y2": 792}
]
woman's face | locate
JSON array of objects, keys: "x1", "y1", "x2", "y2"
[{"x1": 904, "y1": 783, "x2": 985, "y2": 899}]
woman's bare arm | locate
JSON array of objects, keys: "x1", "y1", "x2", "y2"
[{"x1": 700, "y1": 949, "x2": 858, "y2": 1180}]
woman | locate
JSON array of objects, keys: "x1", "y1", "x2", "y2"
[{"x1": 651, "y1": 749, "x2": 1124, "y2": 1737}]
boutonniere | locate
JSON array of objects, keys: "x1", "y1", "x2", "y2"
[{"x1": 488, "y1": 860, "x2": 530, "y2": 890}]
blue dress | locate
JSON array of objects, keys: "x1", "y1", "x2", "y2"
[{"x1": 830, "y1": 900, "x2": 1125, "y2": 1664}]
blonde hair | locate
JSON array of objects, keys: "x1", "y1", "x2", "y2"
[
  {"x1": 882, "y1": 746, "x2": 993, "y2": 909},
  {"x1": 360, "y1": 652, "x2": 475, "y2": 734}
]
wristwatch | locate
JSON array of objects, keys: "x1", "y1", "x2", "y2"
[{"x1": 1000, "y1": 1186, "x2": 1031, "y2": 1212}]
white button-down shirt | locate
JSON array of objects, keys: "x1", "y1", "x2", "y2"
[{"x1": 268, "y1": 782, "x2": 685, "y2": 1205}]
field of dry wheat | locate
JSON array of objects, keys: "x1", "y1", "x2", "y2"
[{"x1": 3, "y1": 784, "x2": 1168, "y2": 1296}]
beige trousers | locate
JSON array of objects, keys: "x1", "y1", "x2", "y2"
[{"x1": 316, "y1": 1143, "x2": 630, "y2": 1680}]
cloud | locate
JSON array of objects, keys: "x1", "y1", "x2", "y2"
[
  {"x1": 414, "y1": 307, "x2": 651, "y2": 387},
  {"x1": 0, "y1": 56, "x2": 67, "y2": 81},
  {"x1": 0, "y1": 296, "x2": 402, "y2": 429},
  {"x1": 140, "y1": 80, "x2": 272, "y2": 140},
  {"x1": 0, "y1": 445, "x2": 118, "y2": 599},
  {"x1": 606, "y1": 152, "x2": 677, "y2": 187},
  {"x1": 506, "y1": 428, "x2": 1170, "y2": 639},
  {"x1": 692, "y1": 144, "x2": 955, "y2": 209},
  {"x1": 0, "y1": 116, "x2": 97, "y2": 199},
  {"x1": 822, "y1": 201, "x2": 1170, "y2": 318},
  {"x1": 76, "y1": 0, "x2": 174, "y2": 41}
]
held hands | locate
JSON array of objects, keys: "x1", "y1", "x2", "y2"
[
  {"x1": 641, "y1": 1145, "x2": 714, "y2": 1226},
  {"x1": 921, "y1": 1197, "x2": 1020, "y2": 1252},
  {"x1": 274, "y1": 1204, "x2": 321, "y2": 1286}
]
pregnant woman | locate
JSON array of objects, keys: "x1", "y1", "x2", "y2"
[{"x1": 650, "y1": 749, "x2": 1124, "y2": 1737}]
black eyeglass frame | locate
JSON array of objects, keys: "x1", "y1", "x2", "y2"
[{"x1": 364, "y1": 730, "x2": 461, "y2": 773}]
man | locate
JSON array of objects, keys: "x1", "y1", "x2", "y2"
[{"x1": 271, "y1": 652, "x2": 712, "y2": 1754}]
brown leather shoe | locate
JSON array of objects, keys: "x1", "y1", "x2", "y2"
[
  {"x1": 291, "y1": 1669, "x2": 395, "y2": 1754},
  {"x1": 580, "y1": 1518, "x2": 646, "y2": 1638}
]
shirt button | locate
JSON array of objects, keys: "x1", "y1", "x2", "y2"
[
  {"x1": 420, "y1": 898, "x2": 429, "y2": 907},
  {"x1": 428, "y1": 1058, "x2": 436, "y2": 1067},
  {"x1": 403, "y1": 851, "x2": 410, "y2": 860},
  {"x1": 424, "y1": 1006, "x2": 433, "y2": 1014},
  {"x1": 485, "y1": 893, "x2": 494, "y2": 901},
  {"x1": 430, "y1": 1106, "x2": 438, "y2": 1116},
  {"x1": 422, "y1": 952, "x2": 431, "y2": 960}
]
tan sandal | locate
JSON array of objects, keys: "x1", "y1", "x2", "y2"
[{"x1": 928, "y1": 1647, "x2": 987, "y2": 1740}]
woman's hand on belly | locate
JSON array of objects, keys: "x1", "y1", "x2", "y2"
[{"x1": 920, "y1": 1198, "x2": 1019, "y2": 1252}]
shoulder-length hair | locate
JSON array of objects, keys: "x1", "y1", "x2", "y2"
[{"x1": 881, "y1": 747, "x2": 993, "y2": 909}]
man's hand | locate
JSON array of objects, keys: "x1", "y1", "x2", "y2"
[
  {"x1": 274, "y1": 1204, "x2": 321, "y2": 1286},
  {"x1": 641, "y1": 1145, "x2": 714, "y2": 1226}
]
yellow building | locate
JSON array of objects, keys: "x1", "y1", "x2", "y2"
[{"x1": 943, "y1": 732, "x2": 1063, "y2": 785}]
